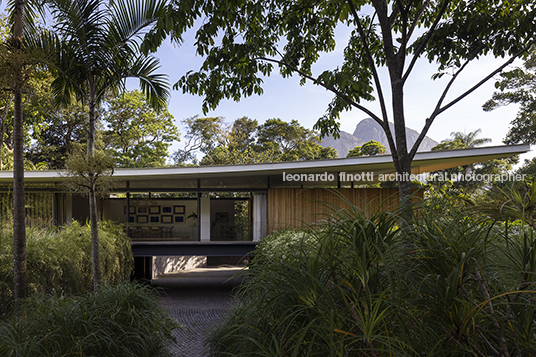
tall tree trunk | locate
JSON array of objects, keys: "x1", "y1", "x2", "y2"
[
  {"x1": 12, "y1": 0, "x2": 27, "y2": 302},
  {"x1": 87, "y1": 82, "x2": 101, "y2": 290},
  {"x1": 0, "y1": 94, "x2": 14, "y2": 170},
  {"x1": 88, "y1": 181, "x2": 101, "y2": 289},
  {"x1": 391, "y1": 77, "x2": 414, "y2": 226}
]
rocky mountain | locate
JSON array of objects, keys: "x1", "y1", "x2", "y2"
[{"x1": 321, "y1": 118, "x2": 438, "y2": 157}]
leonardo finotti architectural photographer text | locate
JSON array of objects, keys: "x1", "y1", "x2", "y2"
[{"x1": 282, "y1": 171, "x2": 526, "y2": 183}]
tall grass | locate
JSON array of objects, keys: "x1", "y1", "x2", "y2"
[
  {"x1": 0, "y1": 221, "x2": 133, "y2": 316},
  {"x1": 0, "y1": 282, "x2": 180, "y2": 356},
  {"x1": 209, "y1": 204, "x2": 536, "y2": 356}
]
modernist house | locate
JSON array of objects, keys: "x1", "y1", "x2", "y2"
[{"x1": 0, "y1": 144, "x2": 530, "y2": 278}]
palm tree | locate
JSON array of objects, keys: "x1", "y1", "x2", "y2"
[{"x1": 35, "y1": 0, "x2": 169, "y2": 289}]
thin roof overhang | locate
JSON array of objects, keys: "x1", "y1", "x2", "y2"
[{"x1": 0, "y1": 144, "x2": 530, "y2": 187}]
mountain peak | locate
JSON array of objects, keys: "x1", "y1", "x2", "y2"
[{"x1": 321, "y1": 118, "x2": 438, "y2": 157}]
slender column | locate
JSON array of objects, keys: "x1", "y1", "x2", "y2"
[
  {"x1": 53, "y1": 193, "x2": 59, "y2": 226},
  {"x1": 252, "y1": 193, "x2": 268, "y2": 242},
  {"x1": 199, "y1": 197, "x2": 211, "y2": 241},
  {"x1": 125, "y1": 181, "x2": 130, "y2": 237},
  {"x1": 126, "y1": 194, "x2": 131, "y2": 237}
]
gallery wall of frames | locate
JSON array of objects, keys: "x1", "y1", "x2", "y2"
[{"x1": 104, "y1": 199, "x2": 236, "y2": 241}]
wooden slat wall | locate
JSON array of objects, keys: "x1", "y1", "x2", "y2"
[{"x1": 267, "y1": 188, "x2": 422, "y2": 233}]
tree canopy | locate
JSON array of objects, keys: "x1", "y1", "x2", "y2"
[
  {"x1": 103, "y1": 90, "x2": 179, "y2": 168},
  {"x1": 484, "y1": 48, "x2": 536, "y2": 145},
  {"x1": 143, "y1": 0, "x2": 536, "y2": 214},
  {"x1": 174, "y1": 116, "x2": 337, "y2": 165},
  {"x1": 347, "y1": 140, "x2": 386, "y2": 157}
]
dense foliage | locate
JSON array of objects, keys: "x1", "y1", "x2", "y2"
[
  {"x1": 430, "y1": 129, "x2": 517, "y2": 192},
  {"x1": 209, "y1": 205, "x2": 536, "y2": 356},
  {"x1": 175, "y1": 116, "x2": 337, "y2": 165},
  {"x1": 347, "y1": 140, "x2": 386, "y2": 157},
  {"x1": 0, "y1": 282, "x2": 179, "y2": 357},
  {"x1": 484, "y1": 48, "x2": 536, "y2": 145},
  {"x1": 0, "y1": 221, "x2": 133, "y2": 317},
  {"x1": 103, "y1": 90, "x2": 179, "y2": 168}
]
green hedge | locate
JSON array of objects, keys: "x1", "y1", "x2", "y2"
[{"x1": 0, "y1": 221, "x2": 133, "y2": 316}]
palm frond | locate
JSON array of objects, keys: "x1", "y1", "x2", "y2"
[
  {"x1": 127, "y1": 55, "x2": 169, "y2": 112},
  {"x1": 106, "y1": 0, "x2": 165, "y2": 53},
  {"x1": 6, "y1": 0, "x2": 47, "y2": 39}
]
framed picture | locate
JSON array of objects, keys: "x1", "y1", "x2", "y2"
[
  {"x1": 149, "y1": 206, "x2": 160, "y2": 214},
  {"x1": 216, "y1": 212, "x2": 229, "y2": 223},
  {"x1": 174, "y1": 205, "x2": 185, "y2": 214},
  {"x1": 162, "y1": 206, "x2": 172, "y2": 214},
  {"x1": 137, "y1": 206, "x2": 148, "y2": 214},
  {"x1": 161, "y1": 215, "x2": 173, "y2": 224},
  {"x1": 150, "y1": 215, "x2": 160, "y2": 223},
  {"x1": 124, "y1": 206, "x2": 136, "y2": 214},
  {"x1": 137, "y1": 215, "x2": 148, "y2": 223},
  {"x1": 174, "y1": 215, "x2": 184, "y2": 223}
]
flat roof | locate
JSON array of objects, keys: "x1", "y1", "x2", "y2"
[{"x1": 0, "y1": 144, "x2": 530, "y2": 186}]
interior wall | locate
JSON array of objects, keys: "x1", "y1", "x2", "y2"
[
  {"x1": 106, "y1": 199, "x2": 198, "y2": 239},
  {"x1": 210, "y1": 200, "x2": 235, "y2": 241}
]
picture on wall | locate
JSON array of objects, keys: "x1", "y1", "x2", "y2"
[
  {"x1": 174, "y1": 205, "x2": 185, "y2": 214},
  {"x1": 162, "y1": 215, "x2": 173, "y2": 224},
  {"x1": 124, "y1": 206, "x2": 136, "y2": 214},
  {"x1": 149, "y1": 206, "x2": 161, "y2": 214},
  {"x1": 174, "y1": 215, "x2": 184, "y2": 223},
  {"x1": 137, "y1": 215, "x2": 148, "y2": 223},
  {"x1": 138, "y1": 206, "x2": 147, "y2": 214},
  {"x1": 162, "y1": 206, "x2": 172, "y2": 213}
]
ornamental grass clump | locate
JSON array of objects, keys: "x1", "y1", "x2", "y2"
[
  {"x1": 209, "y1": 203, "x2": 536, "y2": 356},
  {"x1": 0, "y1": 282, "x2": 180, "y2": 356},
  {"x1": 0, "y1": 221, "x2": 133, "y2": 317}
]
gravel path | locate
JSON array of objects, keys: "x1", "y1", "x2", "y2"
[{"x1": 152, "y1": 267, "x2": 246, "y2": 357}]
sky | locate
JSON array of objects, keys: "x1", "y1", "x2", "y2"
[{"x1": 138, "y1": 24, "x2": 532, "y2": 165}]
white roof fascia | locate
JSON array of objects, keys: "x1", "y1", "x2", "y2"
[{"x1": 0, "y1": 144, "x2": 530, "y2": 183}]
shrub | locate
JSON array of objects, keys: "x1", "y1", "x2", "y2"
[
  {"x1": 0, "y1": 282, "x2": 180, "y2": 356},
  {"x1": 0, "y1": 221, "x2": 133, "y2": 316},
  {"x1": 209, "y1": 205, "x2": 536, "y2": 356}
]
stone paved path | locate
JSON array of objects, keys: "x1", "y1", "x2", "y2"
[
  {"x1": 163, "y1": 308, "x2": 229, "y2": 357},
  {"x1": 152, "y1": 267, "x2": 245, "y2": 357}
]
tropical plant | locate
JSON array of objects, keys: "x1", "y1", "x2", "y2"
[
  {"x1": 209, "y1": 203, "x2": 536, "y2": 356},
  {"x1": 34, "y1": 0, "x2": 169, "y2": 289},
  {"x1": 428, "y1": 130, "x2": 517, "y2": 199}
]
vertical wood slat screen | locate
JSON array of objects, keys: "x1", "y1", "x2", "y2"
[
  {"x1": 0, "y1": 191, "x2": 53, "y2": 224},
  {"x1": 267, "y1": 188, "x2": 422, "y2": 233}
]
